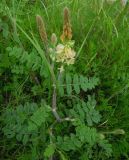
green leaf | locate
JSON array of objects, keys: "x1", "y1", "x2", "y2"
[
  {"x1": 70, "y1": 97, "x2": 101, "y2": 126},
  {"x1": 58, "y1": 151, "x2": 68, "y2": 160},
  {"x1": 30, "y1": 106, "x2": 49, "y2": 126},
  {"x1": 16, "y1": 134, "x2": 23, "y2": 141},
  {"x1": 76, "y1": 124, "x2": 97, "y2": 145},
  {"x1": 28, "y1": 121, "x2": 38, "y2": 131},
  {"x1": 86, "y1": 113, "x2": 93, "y2": 126},
  {"x1": 76, "y1": 104, "x2": 85, "y2": 122},
  {"x1": 80, "y1": 152, "x2": 89, "y2": 160},
  {"x1": 88, "y1": 77, "x2": 99, "y2": 89},
  {"x1": 44, "y1": 144, "x2": 56, "y2": 158},
  {"x1": 99, "y1": 140, "x2": 112, "y2": 157},
  {"x1": 58, "y1": 74, "x2": 64, "y2": 97},
  {"x1": 56, "y1": 135, "x2": 81, "y2": 152},
  {"x1": 23, "y1": 135, "x2": 29, "y2": 145},
  {"x1": 80, "y1": 75, "x2": 99, "y2": 91},
  {"x1": 66, "y1": 73, "x2": 72, "y2": 95},
  {"x1": 71, "y1": 134, "x2": 82, "y2": 148},
  {"x1": 59, "y1": 74, "x2": 99, "y2": 96},
  {"x1": 73, "y1": 74, "x2": 80, "y2": 94},
  {"x1": 91, "y1": 111, "x2": 101, "y2": 124},
  {"x1": 28, "y1": 105, "x2": 50, "y2": 131},
  {"x1": 80, "y1": 75, "x2": 88, "y2": 91}
]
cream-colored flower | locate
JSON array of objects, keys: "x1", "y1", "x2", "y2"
[
  {"x1": 56, "y1": 44, "x2": 65, "y2": 53},
  {"x1": 55, "y1": 43, "x2": 76, "y2": 65},
  {"x1": 58, "y1": 65, "x2": 64, "y2": 73}
]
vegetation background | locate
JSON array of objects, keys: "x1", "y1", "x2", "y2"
[{"x1": 0, "y1": 0, "x2": 129, "y2": 159}]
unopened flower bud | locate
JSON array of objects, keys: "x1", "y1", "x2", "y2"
[
  {"x1": 112, "y1": 129, "x2": 125, "y2": 135},
  {"x1": 36, "y1": 15, "x2": 48, "y2": 44},
  {"x1": 51, "y1": 33, "x2": 57, "y2": 46}
]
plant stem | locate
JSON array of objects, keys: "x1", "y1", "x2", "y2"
[{"x1": 52, "y1": 85, "x2": 62, "y2": 122}]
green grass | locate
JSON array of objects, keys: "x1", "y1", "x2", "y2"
[{"x1": 0, "y1": 0, "x2": 129, "y2": 159}]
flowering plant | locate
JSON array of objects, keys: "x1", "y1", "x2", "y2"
[{"x1": 48, "y1": 7, "x2": 76, "y2": 73}]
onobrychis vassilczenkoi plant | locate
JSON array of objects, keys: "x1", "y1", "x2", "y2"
[{"x1": 36, "y1": 7, "x2": 76, "y2": 122}]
